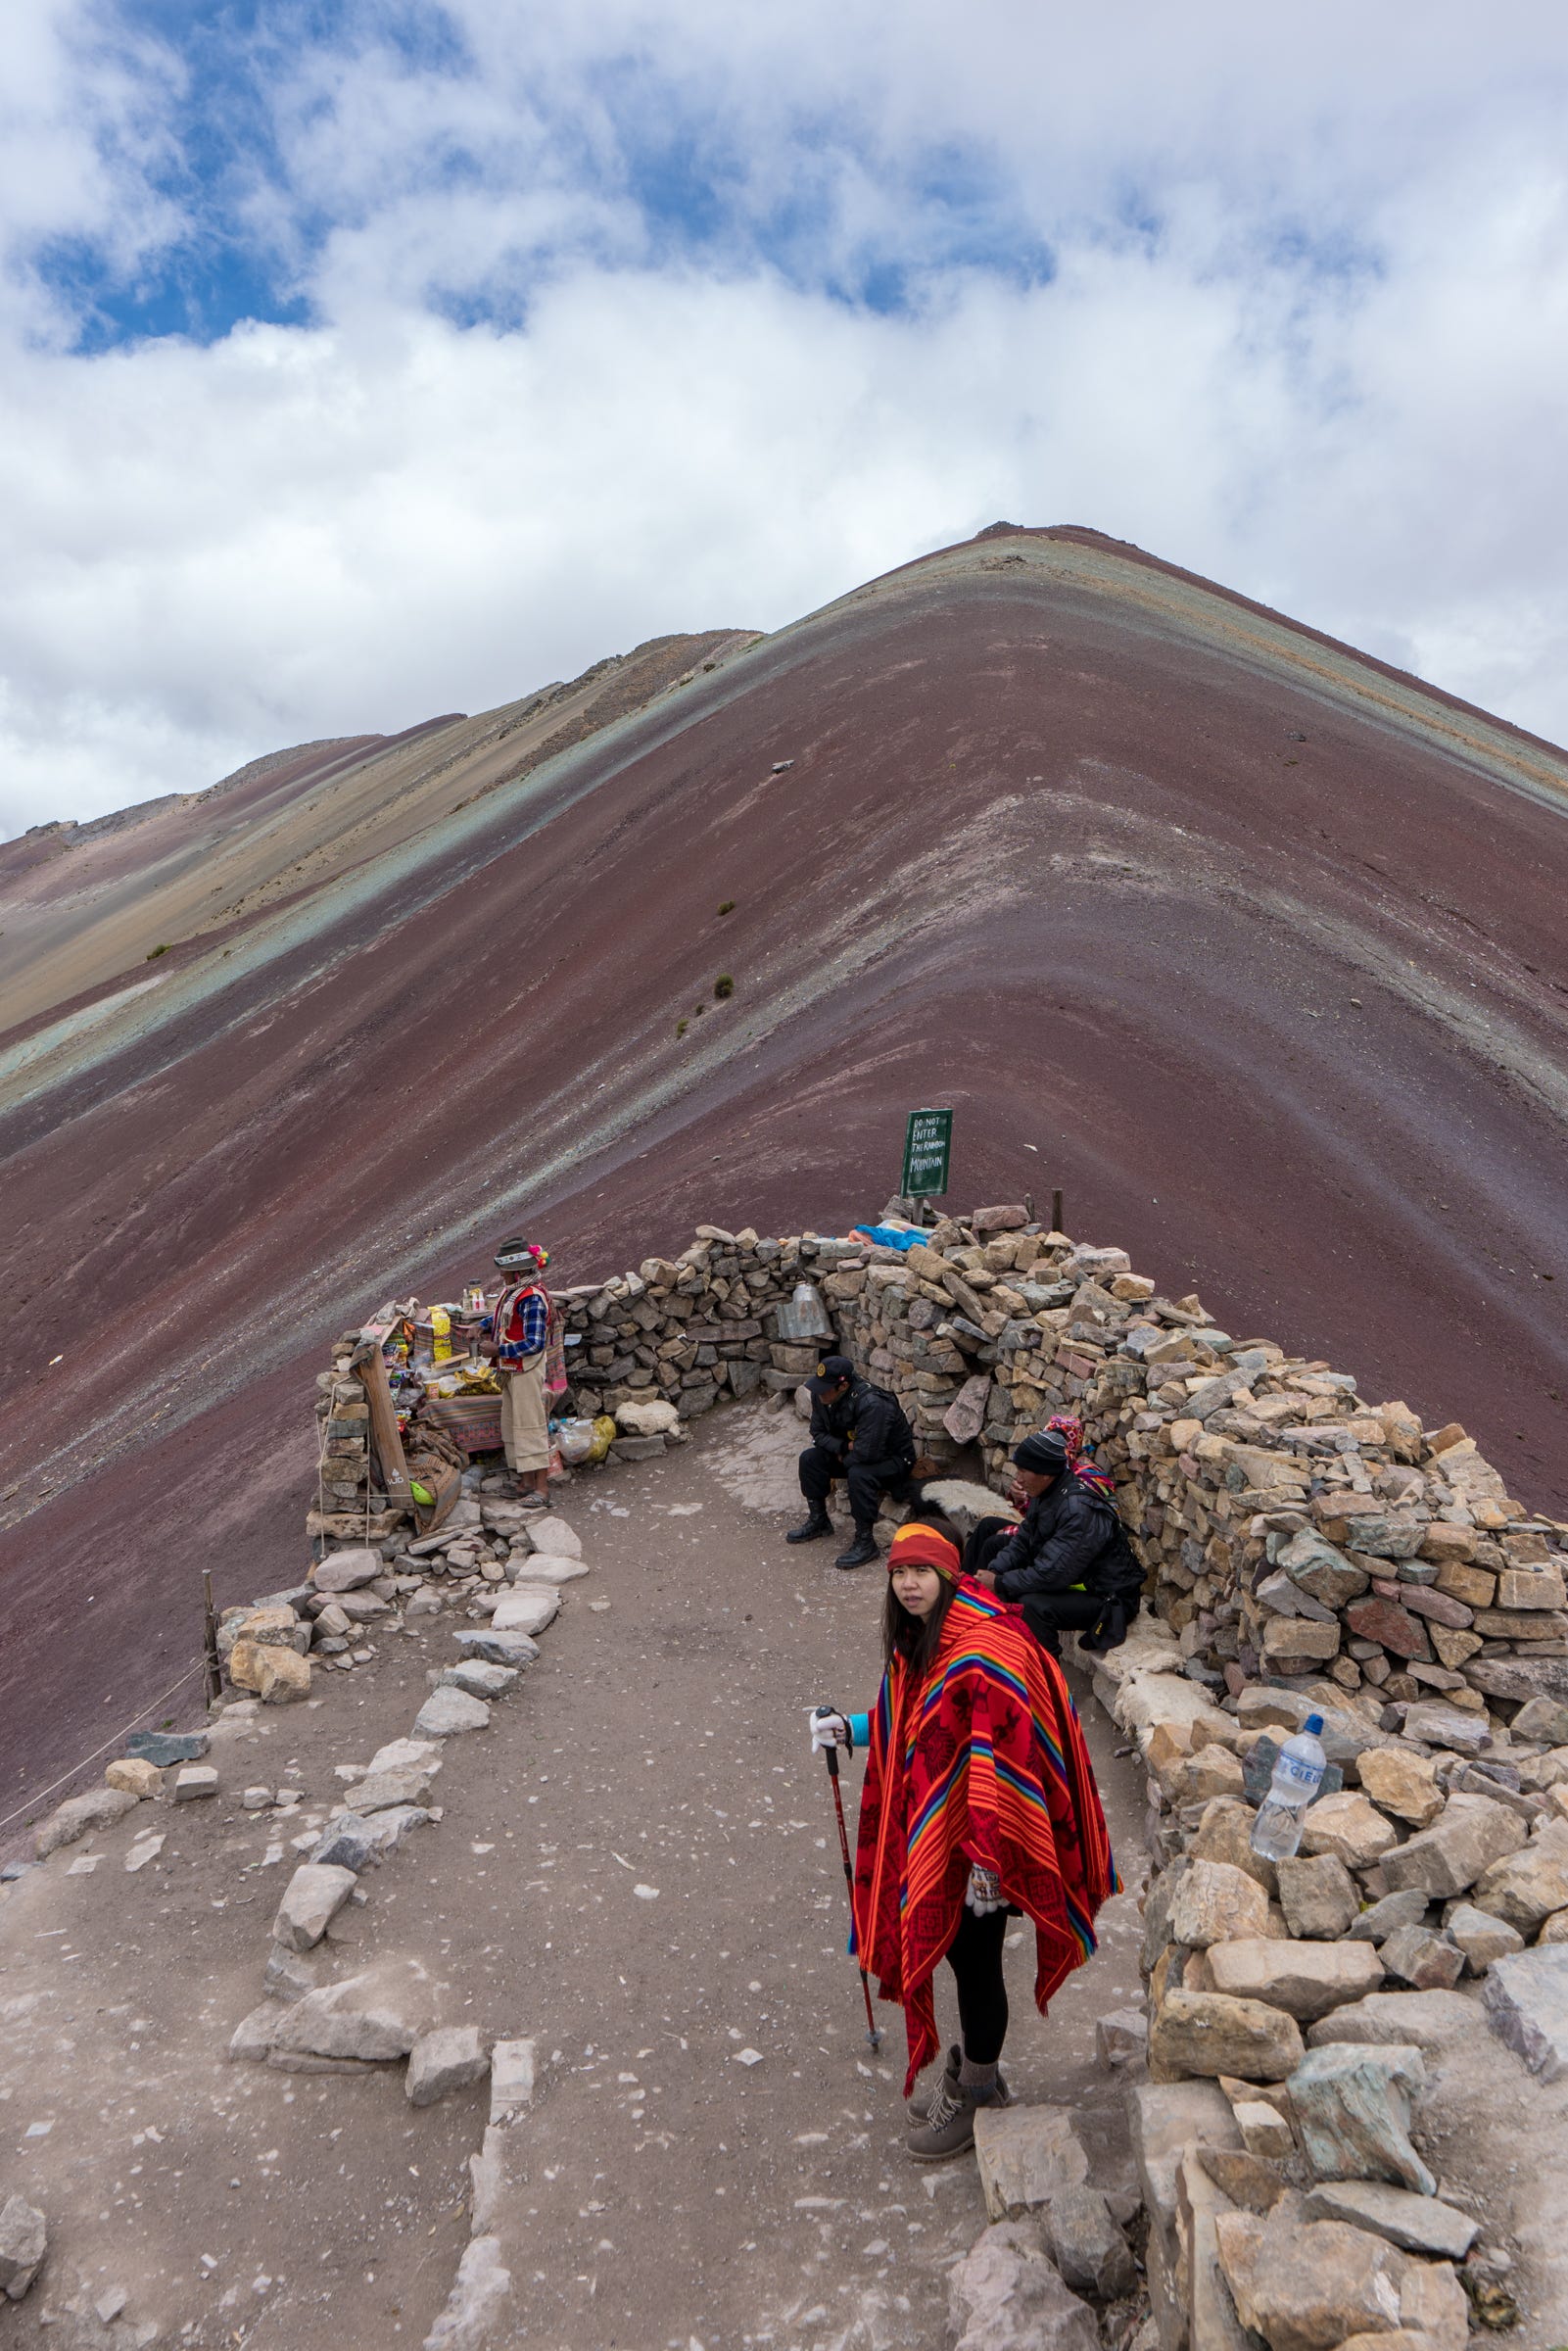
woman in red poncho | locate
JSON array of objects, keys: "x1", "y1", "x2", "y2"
[{"x1": 811, "y1": 1514, "x2": 1118, "y2": 2159}]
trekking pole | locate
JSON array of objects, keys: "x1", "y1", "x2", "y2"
[{"x1": 812, "y1": 1704, "x2": 882, "y2": 2050}]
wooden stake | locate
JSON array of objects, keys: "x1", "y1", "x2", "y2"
[
  {"x1": 1052, "y1": 1186, "x2": 1065, "y2": 1236},
  {"x1": 202, "y1": 1569, "x2": 221, "y2": 1707}
]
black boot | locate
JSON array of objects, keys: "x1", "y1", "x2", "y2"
[
  {"x1": 786, "y1": 1507, "x2": 833, "y2": 1545},
  {"x1": 834, "y1": 1527, "x2": 879, "y2": 1570}
]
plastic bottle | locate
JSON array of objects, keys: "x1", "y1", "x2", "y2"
[{"x1": 1249, "y1": 1714, "x2": 1327, "y2": 1860}]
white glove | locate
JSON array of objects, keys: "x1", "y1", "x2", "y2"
[
  {"x1": 966, "y1": 1864, "x2": 1005, "y2": 1915},
  {"x1": 808, "y1": 1706, "x2": 850, "y2": 1754}
]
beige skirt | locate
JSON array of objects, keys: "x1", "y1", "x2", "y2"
[{"x1": 499, "y1": 1356, "x2": 549, "y2": 1472}]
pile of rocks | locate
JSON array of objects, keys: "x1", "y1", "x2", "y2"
[{"x1": 1085, "y1": 1606, "x2": 1568, "y2": 2351}]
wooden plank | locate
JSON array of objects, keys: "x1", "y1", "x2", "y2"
[{"x1": 356, "y1": 1343, "x2": 412, "y2": 1511}]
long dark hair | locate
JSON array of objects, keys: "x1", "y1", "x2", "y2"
[{"x1": 881, "y1": 1506, "x2": 964, "y2": 1679}]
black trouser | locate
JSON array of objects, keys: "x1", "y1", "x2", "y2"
[
  {"x1": 798, "y1": 1447, "x2": 913, "y2": 1531},
  {"x1": 964, "y1": 1515, "x2": 1103, "y2": 1658},
  {"x1": 944, "y1": 1904, "x2": 1009, "y2": 2065}
]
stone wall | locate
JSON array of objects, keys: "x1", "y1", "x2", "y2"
[{"x1": 310, "y1": 1206, "x2": 1568, "y2": 1727}]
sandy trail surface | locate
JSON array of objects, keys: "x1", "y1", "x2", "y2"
[{"x1": 0, "y1": 1405, "x2": 1148, "y2": 2349}]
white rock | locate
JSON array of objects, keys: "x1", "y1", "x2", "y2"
[
  {"x1": 521, "y1": 1518, "x2": 583, "y2": 1559},
  {"x1": 407, "y1": 2025, "x2": 490, "y2": 2106},
  {"x1": 412, "y1": 1687, "x2": 491, "y2": 1739},
  {"x1": 974, "y1": 2105, "x2": 1090, "y2": 2223},
  {"x1": 615, "y1": 1400, "x2": 680, "y2": 1436},
  {"x1": 270, "y1": 1959, "x2": 437, "y2": 2062},
  {"x1": 366, "y1": 1737, "x2": 441, "y2": 1778},
  {"x1": 0, "y1": 2193, "x2": 47, "y2": 2302},
  {"x1": 312, "y1": 1547, "x2": 384, "y2": 1592},
  {"x1": 423, "y1": 2233, "x2": 512, "y2": 2351},
  {"x1": 489, "y1": 2038, "x2": 537, "y2": 2122},
  {"x1": 228, "y1": 2004, "x2": 280, "y2": 2062},
  {"x1": 522, "y1": 1557, "x2": 590, "y2": 1586},
  {"x1": 271, "y1": 1862, "x2": 356, "y2": 1951},
  {"x1": 172, "y1": 1765, "x2": 218, "y2": 1802},
  {"x1": 491, "y1": 1588, "x2": 559, "y2": 1638},
  {"x1": 124, "y1": 1833, "x2": 165, "y2": 1873}
]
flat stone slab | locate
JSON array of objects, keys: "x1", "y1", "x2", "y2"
[
  {"x1": 124, "y1": 1729, "x2": 208, "y2": 1767},
  {"x1": 973, "y1": 2103, "x2": 1090, "y2": 2223},
  {"x1": 412, "y1": 1686, "x2": 491, "y2": 1738},
  {"x1": 520, "y1": 1518, "x2": 583, "y2": 1559},
  {"x1": 453, "y1": 1629, "x2": 540, "y2": 1668},
  {"x1": 489, "y1": 2037, "x2": 538, "y2": 2123},
  {"x1": 440, "y1": 1660, "x2": 520, "y2": 1699},
  {"x1": 1303, "y1": 2179, "x2": 1479, "y2": 2259},
  {"x1": 1482, "y1": 1944, "x2": 1568, "y2": 2081},
  {"x1": 491, "y1": 1588, "x2": 560, "y2": 1638},
  {"x1": 312, "y1": 1546, "x2": 384, "y2": 1592},
  {"x1": 1206, "y1": 1938, "x2": 1384, "y2": 2022}
]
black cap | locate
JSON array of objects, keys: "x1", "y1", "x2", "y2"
[
  {"x1": 809, "y1": 1354, "x2": 855, "y2": 1395},
  {"x1": 1014, "y1": 1430, "x2": 1069, "y2": 1475}
]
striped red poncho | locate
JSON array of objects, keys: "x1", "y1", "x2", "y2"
[{"x1": 850, "y1": 1578, "x2": 1118, "y2": 2093}]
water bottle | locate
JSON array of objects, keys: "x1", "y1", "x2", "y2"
[{"x1": 1250, "y1": 1715, "x2": 1327, "y2": 1860}]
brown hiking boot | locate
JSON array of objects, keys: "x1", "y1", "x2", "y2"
[{"x1": 906, "y1": 2073, "x2": 1001, "y2": 2161}]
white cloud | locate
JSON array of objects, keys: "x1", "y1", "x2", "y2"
[{"x1": 3, "y1": 2, "x2": 1568, "y2": 836}]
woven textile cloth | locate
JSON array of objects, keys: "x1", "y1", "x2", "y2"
[{"x1": 850, "y1": 1578, "x2": 1118, "y2": 2093}]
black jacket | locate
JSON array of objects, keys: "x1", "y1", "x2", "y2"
[
  {"x1": 809, "y1": 1375, "x2": 915, "y2": 1468},
  {"x1": 990, "y1": 1473, "x2": 1142, "y2": 1602}
]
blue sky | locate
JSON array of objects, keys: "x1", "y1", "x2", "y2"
[{"x1": 3, "y1": 1, "x2": 1568, "y2": 832}]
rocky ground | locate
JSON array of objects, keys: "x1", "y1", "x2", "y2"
[{"x1": 0, "y1": 1404, "x2": 1149, "y2": 2349}]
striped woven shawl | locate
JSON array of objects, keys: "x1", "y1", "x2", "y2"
[{"x1": 850, "y1": 1579, "x2": 1118, "y2": 2094}]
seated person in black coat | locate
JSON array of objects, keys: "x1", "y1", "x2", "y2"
[
  {"x1": 787, "y1": 1354, "x2": 917, "y2": 1570},
  {"x1": 966, "y1": 1427, "x2": 1144, "y2": 1656}
]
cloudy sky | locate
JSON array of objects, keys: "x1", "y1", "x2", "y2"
[{"x1": 3, "y1": 1, "x2": 1567, "y2": 837}]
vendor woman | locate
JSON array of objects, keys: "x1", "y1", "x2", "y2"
[
  {"x1": 484, "y1": 1237, "x2": 558, "y2": 1506},
  {"x1": 809, "y1": 1515, "x2": 1117, "y2": 2159}
]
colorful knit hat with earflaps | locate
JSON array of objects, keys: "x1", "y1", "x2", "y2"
[{"x1": 885, "y1": 1521, "x2": 962, "y2": 1584}]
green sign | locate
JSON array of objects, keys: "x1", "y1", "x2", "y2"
[{"x1": 901, "y1": 1107, "x2": 953, "y2": 1199}]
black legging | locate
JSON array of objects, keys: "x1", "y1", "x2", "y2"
[{"x1": 945, "y1": 1905, "x2": 1009, "y2": 2065}]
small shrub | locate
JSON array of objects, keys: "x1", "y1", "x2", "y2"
[
  {"x1": 676, "y1": 1017, "x2": 689, "y2": 1038},
  {"x1": 714, "y1": 974, "x2": 735, "y2": 1000},
  {"x1": 146, "y1": 943, "x2": 169, "y2": 959},
  {"x1": 717, "y1": 899, "x2": 735, "y2": 916}
]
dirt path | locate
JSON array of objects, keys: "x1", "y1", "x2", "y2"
[{"x1": 0, "y1": 1403, "x2": 1147, "y2": 2348}]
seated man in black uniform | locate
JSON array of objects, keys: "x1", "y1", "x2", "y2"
[
  {"x1": 966, "y1": 1428, "x2": 1144, "y2": 1655},
  {"x1": 787, "y1": 1353, "x2": 917, "y2": 1569}
]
